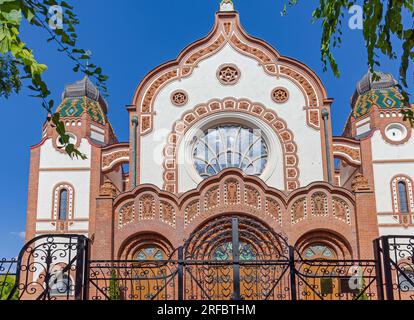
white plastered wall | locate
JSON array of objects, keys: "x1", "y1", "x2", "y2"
[
  {"x1": 139, "y1": 44, "x2": 324, "y2": 192},
  {"x1": 370, "y1": 130, "x2": 414, "y2": 236}
]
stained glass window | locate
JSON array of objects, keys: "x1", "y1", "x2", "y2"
[
  {"x1": 136, "y1": 247, "x2": 165, "y2": 261},
  {"x1": 59, "y1": 189, "x2": 68, "y2": 220},
  {"x1": 303, "y1": 245, "x2": 335, "y2": 259},
  {"x1": 213, "y1": 242, "x2": 256, "y2": 261},
  {"x1": 398, "y1": 181, "x2": 409, "y2": 213},
  {"x1": 193, "y1": 125, "x2": 268, "y2": 179}
]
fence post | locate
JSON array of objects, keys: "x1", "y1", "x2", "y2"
[
  {"x1": 74, "y1": 236, "x2": 89, "y2": 301},
  {"x1": 373, "y1": 238, "x2": 384, "y2": 301},
  {"x1": 178, "y1": 246, "x2": 184, "y2": 301},
  {"x1": 289, "y1": 246, "x2": 297, "y2": 301},
  {"x1": 232, "y1": 217, "x2": 241, "y2": 300},
  {"x1": 381, "y1": 236, "x2": 394, "y2": 300}
]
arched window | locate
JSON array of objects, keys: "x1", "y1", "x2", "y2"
[
  {"x1": 398, "y1": 181, "x2": 409, "y2": 213},
  {"x1": 135, "y1": 246, "x2": 165, "y2": 261},
  {"x1": 213, "y1": 242, "x2": 256, "y2": 261},
  {"x1": 59, "y1": 189, "x2": 68, "y2": 220},
  {"x1": 52, "y1": 184, "x2": 74, "y2": 221},
  {"x1": 303, "y1": 244, "x2": 336, "y2": 260},
  {"x1": 392, "y1": 177, "x2": 414, "y2": 214},
  {"x1": 193, "y1": 125, "x2": 268, "y2": 179}
]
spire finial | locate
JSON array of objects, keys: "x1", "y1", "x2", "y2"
[{"x1": 220, "y1": 0, "x2": 234, "y2": 12}]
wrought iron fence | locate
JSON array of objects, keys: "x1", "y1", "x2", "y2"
[
  {"x1": 0, "y1": 259, "x2": 17, "y2": 300},
  {"x1": 88, "y1": 260, "x2": 179, "y2": 300},
  {"x1": 1, "y1": 223, "x2": 413, "y2": 300},
  {"x1": 293, "y1": 259, "x2": 378, "y2": 300},
  {"x1": 374, "y1": 236, "x2": 414, "y2": 300},
  {"x1": 1, "y1": 235, "x2": 89, "y2": 301},
  {"x1": 85, "y1": 258, "x2": 378, "y2": 301}
]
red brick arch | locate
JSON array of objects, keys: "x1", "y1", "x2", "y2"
[{"x1": 108, "y1": 169, "x2": 358, "y2": 260}]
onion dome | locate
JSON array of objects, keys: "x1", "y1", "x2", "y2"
[
  {"x1": 56, "y1": 77, "x2": 108, "y2": 125},
  {"x1": 350, "y1": 71, "x2": 404, "y2": 119}
]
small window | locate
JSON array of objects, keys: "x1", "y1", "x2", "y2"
[
  {"x1": 398, "y1": 181, "x2": 409, "y2": 213},
  {"x1": 59, "y1": 189, "x2": 68, "y2": 220}
]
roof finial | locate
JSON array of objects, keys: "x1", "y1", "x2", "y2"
[{"x1": 220, "y1": 0, "x2": 234, "y2": 12}]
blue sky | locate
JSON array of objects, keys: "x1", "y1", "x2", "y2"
[{"x1": 0, "y1": 0, "x2": 412, "y2": 258}]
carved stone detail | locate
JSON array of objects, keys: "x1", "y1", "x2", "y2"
[
  {"x1": 332, "y1": 197, "x2": 351, "y2": 224},
  {"x1": 271, "y1": 87, "x2": 289, "y2": 103},
  {"x1": 100, "y1": 179, "x2": 117, "y2": 198},
  {"x1": 185, "y1": 200, "x2": 200, "y2": 226},
  {"x1": 311, "y1": 192, "x2": 328, "y2": 217},
  {"x1": 245, "y1": 185, "x2": 261, "y2": 209},
  {"x1": 333, "y1": 144, "x2": 361, "y2": 165},
  {"x1": 351, "y1": 174, "x2": 370, "y2": 192},
  {"x1": 291, "y1": 198, "x2": 307, "y2": 224},
  {"x1": 266, "y1": 198, "x2": 282, "y2": 225},
  {"x1": 118, "y1": 201, "x2": 135, "y2": 229},
  {"x1": 225, "y1": 179, "x2": 240, "y2": 205},
  {"x1": 279, "y1": 66, "x2": 318, "y2": 107},
  {"x1": 139, "y1": 194, "x2": 156, "y2": 220},
  {"x1": 205, "y1": 186, "x2": 220, "y2": 210},
  {"x1": 171, "y1": 90, "x2": 188, "y2": 107},
  {"x1": 160, "y1": 201, "x2": 176, "y2": 227},
  {"x1": 217, "y1": 64, "x2": 241, "y2": 85}
]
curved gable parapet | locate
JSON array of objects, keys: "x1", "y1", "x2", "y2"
[
  {"x1": 113, "y1": 168, "x2": 355, "y2": 229},
  {"x1": 332, "y1": 136, "x2": 362, "y2": 166},
  {"x1": 131, "y1": 11, "x2": 329, "y2": 135},
  {"x1": 101, "y1": 142, "x2": 130, "y2": 172}
]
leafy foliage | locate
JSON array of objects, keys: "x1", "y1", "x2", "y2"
[
  {"x1": 109, "y1": 269, "x2": 121, "y2": 300},
  {"x1": 0, "y1": 54, "x2": 21, "y2": 97},
  {"x1": 0, "y1": 0, "x2": 108, "y2": 159},
  {"x1": 282, "y1": 0, "x2": 413, "y2": 121},
  {"x1": 0, "y1": 275, "x2": 18, "y2": 300}
]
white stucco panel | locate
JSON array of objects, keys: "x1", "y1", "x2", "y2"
[
  {"x1": 373, "y1": 162, "x2": 414, "y2": 213},
  {"x1": 371, "y1": 129, "x2": 414, "y2": 161},
  {"x1": 140, "y1": 44, "x2": 324, "y2": 190},
  {"x1": 36, "y1": 170, "x2": 91, "y2": 220},
  {"x1": 39, "y1": 138, "x2": 92, "y2": 169}
]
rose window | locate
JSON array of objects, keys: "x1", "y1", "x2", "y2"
[
  {"x1": 193, "y1": 125, "x2": 268, "y2": 179},
  {"x1": 271, "y1": 87, "x2": 289, "y2": 103},
  {"x1": 171, "y1": 90, "x2": 188, "y2": 106},
  {"x1": 217, "y1": 64, "x2": 240, "y2": 85}
]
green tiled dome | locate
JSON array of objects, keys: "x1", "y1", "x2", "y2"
[
  {"x1": 57, "y1": 96, "x2": 106, "y2": 125},
  {"x1": 351, "y1": 71, "x2": 404, "y2": 119},
  {"x1": 352, "y1": 87, "x2": 405, "y2": 118},
  {"x1": 56, "y1": 77, "x2": 108, "y2": 125}
]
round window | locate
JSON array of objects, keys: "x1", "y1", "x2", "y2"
[
  {"x1": 385, "y1": 123, "x2": 407, "y2": 142},
  {"x1": 193, "y1": 125, "x2": 268, "y2": 179},
  {"x1": 56, "y1": 133, "x2": 77, "y2": 148}
]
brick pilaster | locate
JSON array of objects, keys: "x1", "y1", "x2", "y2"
[
  {"x1": 354, "y1": 190, "x2": 379, "y2": 259},
  {"x1": 91, "y1": 196, "x2": 114, "y2": 260}
]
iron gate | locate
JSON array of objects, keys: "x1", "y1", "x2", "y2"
[
  {"x1": 374, "y1": 236, "x2": 414, "y2": 300},
  {"x1": 1, "y1": 221, "x2": 414, "y2": 300},
  {"x1": 1, "y1": 235, "x2": 89, "y2": 300},
  {"x1": 86, "y1": 216, "x2": 380, "y2": 301},
  {"x1": 181, "y1": 216, "x2": 292, "y2": 300}
]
